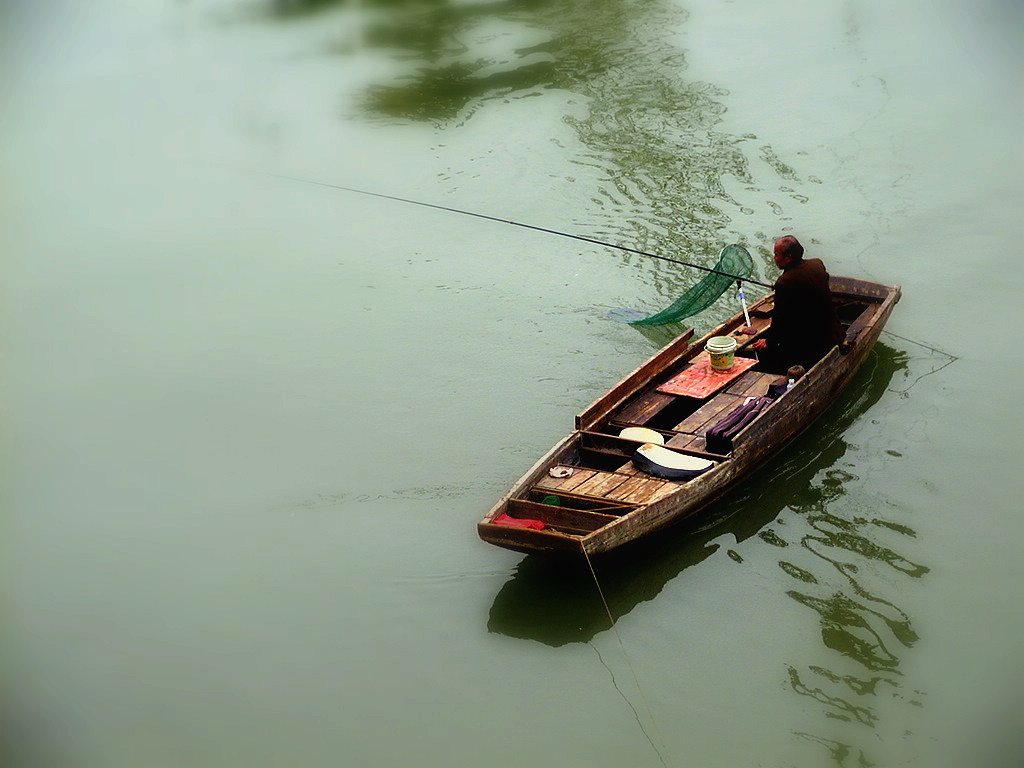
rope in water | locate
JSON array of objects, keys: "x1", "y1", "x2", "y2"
[
  {"x1": 880, "y1": 329, "x2": 958, "y2": 361},
  {"x1": 266, "y1": 171, "x2": 773, "y2": 288},
  {"x1": 878, "y1": 329, "x2": 959, "y2": 395},
  {"x1": 582, "y1": 547, "x2": 673, "y2": 768}
]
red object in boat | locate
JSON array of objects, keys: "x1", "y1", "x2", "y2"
[
  {"x1": 494, "y1": 514, "x2": 545, "y2": 530},
  {"x1": 656, "y1": 352, "x2": 758, "y2": 398}
]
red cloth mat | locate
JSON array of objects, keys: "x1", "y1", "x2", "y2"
[
  {"x1": 656, "y1": 353, "x2": 758, "y2": 399},
  {"x1": 494, "y1": 513, "x2": 545, "y2": 530}
]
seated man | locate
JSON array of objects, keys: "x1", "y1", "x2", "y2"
[{"x1": 752, "y1": 236, "x2": 843, "y2": 373}]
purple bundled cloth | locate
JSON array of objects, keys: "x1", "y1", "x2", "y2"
[{"x1": 705, "y1": 396, "x2": 774, "y2": 454}]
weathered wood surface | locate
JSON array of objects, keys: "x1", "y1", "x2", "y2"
[
  {"x1": 673, "y1": 392, "x2": 741, "y2": 433},
  {"x1": 581, "y1": 456, "x2": 742, "y2": 555},
  {"x1": 615, "y1": 391, "x2": 678, "y2": 425},
  {"x1": 534, "y1": 468, "x2": 597, "y2": 494},
  {"x1": 614, "y1": 460, "x2": 644, "y2": 476},
  {"x1": 843, "y1": 308, "x2": 875, "y2": 346},
  {"x1": 576, "y1": 328, "x2": 694, "y2": 430},
  {"x1": 726, "y1": 371, "x2": 780, "y2": 398},
  {"x1": 533, "y1": 463, "x2": 675, "y2": 506},
  {"x1": 605, "y1": 475, "x2": 677, "y2": 505},
  {"x1": 666, "y1": 432, "x2": 709, "y2": 453},
  {"x1": 572, "y1": 471, "x2": 632, "y2": 497},
  {"x1": 508, "y1": 499, "x2": 619, "y2": 533},
  {"x1": 830, "y1": 276, "x2": 893, "y2": 300},
  {"x1": 476, "y1": 522, "x2": 585, "y2": 554}
]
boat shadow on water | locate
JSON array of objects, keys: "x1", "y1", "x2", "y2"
[{"x1": 487, "y1": 342, "x2": 909, "y2": 646}]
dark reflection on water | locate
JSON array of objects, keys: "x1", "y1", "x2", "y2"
[
  {"x1": 771, "y1": 381, "x2": 930, "y2": 763},
  {"x1": 358, "y1": 0, "x2": 764, "y2": 270},
  {"x1": 269, "y1": 0, "x2": 350, "y2": 17},
  {"x1": 488, "y1": 344, "x2": 910, "y2": 641},
  {"x1": 489, "y1": 344, "x2": 926, "y2": 762},
  {"x1": 261, "y1": 0, "x2": 806, "y2": 296},
  {"x1": 362, "y1": 1, "x2": 559, "y2": 123}
]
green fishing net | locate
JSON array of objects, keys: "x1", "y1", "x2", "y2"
[{"x1": 629, "y1": 244, "x2": 754, "y2": 326}]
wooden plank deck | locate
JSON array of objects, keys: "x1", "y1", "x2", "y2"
[
  {"x1": 726, "y1": 370, "x2": 781, "y2": 398},
  {"x1": 572, "y1": 471, "x2": 633, "y2": 497},
  {"x1": 535, "y1": 467, "x2": 676, "y2": 506},
  {"x1": 673, "y1": 392, "x2": 742, "y2": 433},
  {"x1": 604, "y1": 475, "x2": 677, "y2": 505},
  {"x1": 666, "y1": 433, "x2": 708, "y2": 452},
  {"x1": 534, "y1": 468, "x2": 597, "y2": 493},
  {"x1": 576, "y1": 329, "x2": 695, "y2": 431},
  {"x1": 616, "y1": 391, "x2": 678, "y2": 424}
]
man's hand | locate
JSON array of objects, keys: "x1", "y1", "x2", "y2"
[{"x1": 751, "y1": 339, "x2": 767, "y2": 350}]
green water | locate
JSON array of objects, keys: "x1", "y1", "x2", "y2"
[{"x1": 2, "y1": 1, "x2": 1022, "y2": 766}]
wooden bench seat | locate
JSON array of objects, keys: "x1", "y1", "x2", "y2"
[
  {"x1": 666, "y1": 433, "x2": 709, "y2": 452},
  {"x1": 726, "y1": 369, "x2": 782, "y2": 397},
  {"x1": 672, "y1": 392, "x2": 742, "y2": 433},
  {"x1": 508, "y1": 499, "x2": 619, "y2": 534},
  {"x1": 615, "y1": 391, "x2": 678, "y2": 424},
  {"x1": 535, "y1": 467, "x2": 676, "y2": 506},
  {"x1": 534, "y1": 467, "x2": 599, "y2": 494}
]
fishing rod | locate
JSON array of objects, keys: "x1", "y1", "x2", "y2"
[{"x1": 267, "y1": 172, "x2": 773, "y2": 289}]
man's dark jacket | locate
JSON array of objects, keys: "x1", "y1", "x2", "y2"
[{"x1": 766, "y1": 258, "x2": 844, "y2": 370}]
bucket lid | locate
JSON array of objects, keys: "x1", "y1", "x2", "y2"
[{"x1": 706, "y1": 335, "x2": 737, "y2": 352}]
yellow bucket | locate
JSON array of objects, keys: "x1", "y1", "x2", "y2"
[{"x1": 706, "y1": 336, "x2": 737, "y2": 371}]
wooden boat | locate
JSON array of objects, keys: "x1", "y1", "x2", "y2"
[{"x1": 478, "y1": 276, "x2": 901, "y2": 557}]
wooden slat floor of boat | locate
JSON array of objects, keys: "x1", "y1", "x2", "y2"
[
  {"x1": 726, "y1": 370, "x2": 780, "y2": 397},
  {"x1": 534, "y1": 467, "x2": 636, "y2": 496},
  {"x1": 571, "y1": 471, "x2": 632, "y2": 497},
  {"x1": 614, "y1": 460, "x2": 643, "y2": 476},
  {"x1": 673, "y1": 392, "x2": 742, "y2": 433},
  {"x1": 604, "y1": 475, "x2": 677, "y2": 505},
  {"x1": 534, "y1": 468, "x2": 598, "y2": 493},
  {"x1": 616, "y1": 391, "x2": 678, "y2": 424},
  {"x1": 666, "y1": 433, "x2": 708, "y2": 452},
  {"x1": 535, "y1": 467, "x2": 675, "y2": 506}
]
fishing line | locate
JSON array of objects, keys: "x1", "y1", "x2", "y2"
[
  {"x1": 589, "y1": 643, "x2": 664, "y2": 760},
  {"x1": 582, "y1": 547, "x2": 673, "y2": 768},
  {"x1": 876, "y1": 329, "x2": 959, "y2": 395},
  {"x1": 880, "y1": 329, "x2": 958, "y2": 361},
  {"x1": 868, "y1": 327, "x2": 954, "y2": 393},
  {"x1": 266, "y1": 171, "x2": 773, "y2": 288}
]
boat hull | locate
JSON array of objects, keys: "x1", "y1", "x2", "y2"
[{"x1": 478, "y1": 277, "x2": 901, "y2": 557}]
